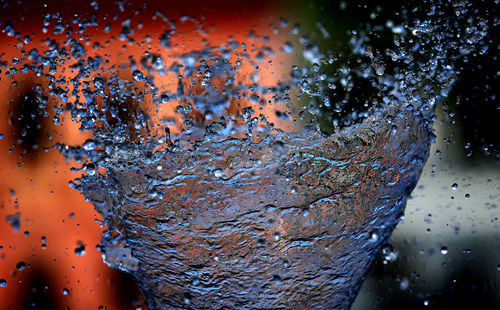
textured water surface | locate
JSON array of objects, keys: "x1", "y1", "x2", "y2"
[{"x1": 81, "y1": 104, "x2": 431, "y2": 309}]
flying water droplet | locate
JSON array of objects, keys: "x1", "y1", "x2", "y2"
[
  {"x1": 74, "y1": 244, "x2": 86, "y2": 256},
  {"x1": 16, "y1": 262, "x2": 26, "y2": 270}
]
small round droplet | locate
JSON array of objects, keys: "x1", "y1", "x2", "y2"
[
  {"x1": 74, "y1": 244, "x2": 86, "y2": 257},
  {"x1": 62, "y1": 288, "x2": 70, "y2": 295},
  {"x1": 399, "y1": 278, "x2": 409, "y2": 290},
  {"x1": 16, "y1": 261, "x2": 26, "y2": 270},
  {"x1": 0, "y1": 279, "x2": 6, "y2": 287},
  {"x1": 440, "y1": 247, "x2": 448, "y2": 255},
  {"x1": 465, "y1": 193, "x2": 470, "y2": 199},
  {"x1": 451, "y1": 183, "x2": 458, "y2": 190}
]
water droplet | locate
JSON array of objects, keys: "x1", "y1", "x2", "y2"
[
  {"x1": 440, "y1": 247, "x2": 448, "y2": 255},
  {"x1": 424, "y1": 214, "x2": 433, "y2": 224},
  {"x1": 132, "y1": 70, "x2": 145, "y2": 81},
  {"x1": 381, "y1": 244, "x2": 398, "y2": 262},
  {"x1": 399, "y1": 278, "x2": 409, "y2": 290},
  {"x1": 62, "y1": 288, "x2": 70, "y2": 295},
  {"x1": 74, "y1": 244, "x2": 86, "y2": 256},
  {"x1": 451, "y1": 183, "x2": 458, "y2": 190},
  {"x1": 16, "y1": 262, "x2": 26, "y2": 270},
  {"x1": 0, "y1": 279, "x2": 6, "y2": 287},
  {"x1": 283, "y1": 42, "x2": 294, "y2": 53}
]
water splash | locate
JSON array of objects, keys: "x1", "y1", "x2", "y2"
[{"x1": 0, "y1": 0, "x2": 494, "y2": 308}]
